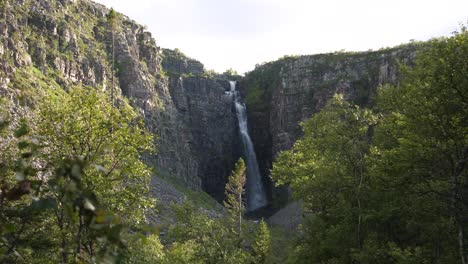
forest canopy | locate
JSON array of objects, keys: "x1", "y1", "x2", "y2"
[
  {"x1": 272, "y1": 27, "x2": 468, "y2": 264},
  {"x1": 0, "y1": 1, "x2": 466, "y2": 261}
]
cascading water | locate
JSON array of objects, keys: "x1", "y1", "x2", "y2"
[{"x1": 227, "y1": 81, "x2": 268, "y2": 211}]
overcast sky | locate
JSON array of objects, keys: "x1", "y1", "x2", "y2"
[{"x1": 93, "y1": 0, "x2": 467, "y2": 74}]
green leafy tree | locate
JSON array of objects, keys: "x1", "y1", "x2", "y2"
[
  {"x1": 272, "y1": 27, "x2": 467, "y2": 264},
  {"x1": 224, "y1": 158, "x2": 247, "y2": 238},
  {"x1": 371, "y1": 27, "x2": 468, "y2": 264},
  {"x1": 30, "y1": 86, "x2": 155, "y2": 262},
  {"x1": 36, "y1": 86, "x2": 155, "y2": 221},
  {"x1": 222, "y1": 68, "x2": 240, "y2": 79},
  {"x1": 124, "y1": 234, "x2": 165, "y2": 263},
  {"x1": 163, "y1": 240, "x2": 203, "y2": 264},
  {"x1": 0, "y1": 86, "x2": 155, "y2": 262},
  {"x1": 167, "y1": 202, "x2": 251, "y2": 264},
  {"x1": 0, "y1": 121, "x2": 130, "y2": 263},
  {"x1": 272, "y1": 94, "x2": 377, "y2": 262},
  {"x1": 252, "y1": 220, "x2": 271, "y2": 264}
]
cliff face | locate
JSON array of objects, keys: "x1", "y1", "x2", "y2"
[
  {"x1": 162, "y1": 50, "x2": 242, "y2": 200},
  {"x1": 172, "y1": 77, "x2": 241, "y2": 200},
  {"x1": 0, "y1": 0, "x2": 425, "y2": 208},
  {"x1": 0, "y1": 0, "x2": 239, "y2": 201},
  {"x1": 239, "y1": 47, "x2": 419, "y2": 205}
]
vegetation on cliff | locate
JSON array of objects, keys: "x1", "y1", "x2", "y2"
[
  {"x1": 272, "y1": 28, "x2": 468, "y2": 263},
  {"x1": 0, "y1": 0, "x2": 467, "y2": 263},
  {"x1": 0, "y1": 86, "x2": 155, "y2": 263},
  {"x1": 0, "y1": 84, "x2": 274, "y2": 263}
]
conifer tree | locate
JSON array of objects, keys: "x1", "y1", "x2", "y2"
[
  {"x1": 224, "y1": 158, "x2": 247, "y2": 238},
  {"x1": 252, "y1": 220, "x2": 271, "y2": 264}
]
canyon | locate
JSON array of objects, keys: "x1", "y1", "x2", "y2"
[{"x1": 0, "y1": 0, "x2": 419, "y2": 211}]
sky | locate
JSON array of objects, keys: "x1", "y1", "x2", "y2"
[{"x1": 93, "y1": 0, "x2": 468, "y2": 74}]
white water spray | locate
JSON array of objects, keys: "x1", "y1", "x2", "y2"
[{"x1": 228, "y1": 81, "x2": 268, "y2": 211}]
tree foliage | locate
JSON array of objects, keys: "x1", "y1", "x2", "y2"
[
  {"x1": 224, "y1": 158, "x2": 247, "y2": 237},
  {"x1": 370, "y1": 27, "x2": 468, "y2": 264},
  {"x1": 166, "y1": 202, "x2": 252, "y2": 264},
  {"x1": 35, "y1": 86, "x2": 155, "y2": 224},
  {"x1": 0, "y1": 86, "x2": 155, "y2": 263},
  {"x1": 272, "y1": 93, "x2": 377, "y2": 263},
  {"x1": 253, "y1": 220, "x2": 271, "y2": 264},
  {"x1": 123, "y1": 234, "x2": 165, "y2": 263},
  {"x1": 272, "y1": 27, "x2": 468, "y2": 263},
  {"x1": 164, "y1": 172, "x2": 273, "y2": 264}
]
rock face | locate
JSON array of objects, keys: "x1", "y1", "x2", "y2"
[
  {"x1": 161, "y1": 48, "x2": 205, "y2": 76},
  {"x1": 0, "y1": 0, "x2": 240, "y2": 202},
  {"x1": 267, "y1": 201, "x2": 303, "y2": 231},
  {"x1": 239, "y1": 47, "x2": 419, "y2": 205},
  {"x1": 162, "y1": 57, "x2": 242, "y2": 200},
  {"x1": 0, "y1": 0, "x2": 425, "y2": 209}
]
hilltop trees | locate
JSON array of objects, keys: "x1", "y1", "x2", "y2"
[
  {"x1": 35, "y1": 86, "x2": 155, "y2": 261},
  {"x1": 36, "y1": 86, "x2": 155, "y2": 223}
]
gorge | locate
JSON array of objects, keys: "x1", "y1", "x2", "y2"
[
  {"x1": 0, "y1": 0, "x2": 418, "y2": 212},
  {"x1": 228, "y1": 81, "x2": 267, "y2": 211},
  {"x1": 2, "y1": 1, "x2": 468, "y2": 263}
]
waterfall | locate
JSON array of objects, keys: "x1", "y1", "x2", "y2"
[{"x1": 228, "y1": 81, "x2": 268, "y2": 211}]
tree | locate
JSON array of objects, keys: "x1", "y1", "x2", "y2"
[
  {"x1": 223, "y1": 68, "x2": 240, "y2": 79},
  {"x1": 372, "y1": 27, "x2": 468, "y2": 264},
  {"x1": 124, "y1": 234, "x2": 165, "y2": 263},
  {"x1": 167, "y1": 202, "x2": 251, "y2": 264},
  {"x1": 252, "y1": 220, "x2": 271, "y2": 264},
  {"x1": 224, "y1": 158, "x2": 247, "y2": 238},
  {"x1": 272, "y1": 94, "x2": 377, "y2": 262},
  {"x1": 163, "y1": 240, "x2": 203, "y2": 264},
  {"x1": 31, "y1": 86, "x2": 155, "y2": 261},
  {"x1": 275, "y1": 27, "x2": 467, "y2": 264},
  {"x1": 0, "y1": 121, "x2": 132, "y2": 263}
]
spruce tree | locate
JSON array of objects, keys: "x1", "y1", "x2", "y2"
[
  {"x1": 224, "y1": 158, "x2": 247, "y2": 238},
  {"x1": 252, "y1": 220, "x2": 271, "y2": 264}
]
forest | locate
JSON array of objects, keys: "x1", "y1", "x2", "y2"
[{"x1": 0, "y1": 1, "x2": 467, "y2": 263}]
